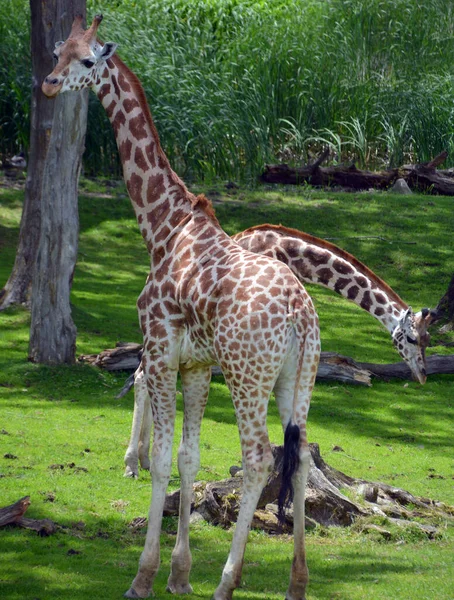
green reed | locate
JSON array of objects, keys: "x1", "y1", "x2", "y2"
[{"x1": 1, "y1": 0, "x2": 453, "y2": 180}]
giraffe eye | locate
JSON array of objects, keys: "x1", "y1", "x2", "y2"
[
  {"x1": 52, "y1": 53, "x2": 58, "y2": 63},
  {"x1": 406, "y1": 335, "x2": 417, "y2": 345},
  {"x1": 81, "y1": 59, "x2": 95, "y2": 68}
]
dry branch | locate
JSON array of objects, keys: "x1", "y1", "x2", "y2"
[
  {"x1": 0, "y1": 496, "x2": 57, "y2": 536},
  {"x1": 79, "y1": 343, "x2": 454, "y2": 388},
  {"x1": 260, "y1": 150, "x2": 454, "y2": 194}
]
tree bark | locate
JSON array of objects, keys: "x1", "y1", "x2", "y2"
[
  {"x1": 28, "y1": 0, "x2": 88, "y2": 364},
  {"x1": 0, "y1": 3, "x2": 53, "y2": 310}
]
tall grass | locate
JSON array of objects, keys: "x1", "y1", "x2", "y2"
[{"x1": 1, "y1": 0, "x2": 453, "y2": 180}]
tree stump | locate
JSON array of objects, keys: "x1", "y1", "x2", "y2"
[{"x1": 160, "y1": 444, "x2": 453, "y2": 538}]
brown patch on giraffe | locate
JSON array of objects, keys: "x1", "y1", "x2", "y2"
[
  {"x1": 105, "y1": 99, "x2": 116, "y2": 118},
  {"x1": 145, "y1": 141, "x2": 157, "y2": 169},
  {"x1": 290, "y1": 258, "x2": 312, "y2": 280},
  {"x1": 130, "y1": 112, "x2": 148, "y2": 141},
  {"x1": 333, "y1": 259, "x2": 353, "y2": 275},
  {"x1": 276, "y1": 250, "x2": 289, "y2": 264},
  {"x1": 124, "y1": 98, "x2": 140, "y2": 113},
  {"x1": 303, "y1": 247, "x2": 331, "y2": 267},
  {"x1": 354, "y1": 275, "x2": 368, "y2": 288},
  {"x1": 360, "y1": 291, "x2": 373, "y2": 311},
  {"x1": 134, "y1": 147, "x2": 149, "y2": 172},
  {"x1": 374, "y1": 292, "x2": 387, "y2": 304},
  {"x1": 126, "y1": 173, "x2": 144, "y2": 206},
  {"x1": 347, "y1": 285, "x2": 359, "y2": 300},
  {"x1": 146, "y1": 173, "x2": 166, "y2": 205},
  {"x1": 97, "y1": 82, "x2": 111, "y2": 102},
  {"x1": 155, "y1": 225, "x2": 172, "y2": 244},
  {"x1": 375, "y1": 307, "x2": 385, "y2": 316},
  {"x1": 112, "y1": 109, "x2": 126, "y2": 136},
  {"x1": 118, "y1": 70, "x2": 132, "y2": 93},
  {"x1": 102, "y1": 67, "x2": 109, "y2": 78},
  {"x1": 334, "y1": 278, "x2": 351, "y2": 293},
  {"x1": 111, "y1": 73, "x2": 121, "y2": 98},
  {"x1": 316, "y1": 268, "x2": 333, "y2": 285}
]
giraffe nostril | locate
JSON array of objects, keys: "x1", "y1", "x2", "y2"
[{"x1": 45, "y1": 76, "x2": 59, "y2": 85}]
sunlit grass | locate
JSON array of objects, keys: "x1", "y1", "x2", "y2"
[{"x1": 0, "y1": 181, "x2": 453, "y2": 599}]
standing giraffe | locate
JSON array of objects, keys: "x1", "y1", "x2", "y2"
[
  {"x1": 43, "y1": 15, "x2": 321, "y2": 599},
  {"x1": 125, "y1": 224, "x2": 433, "y2": 477}
]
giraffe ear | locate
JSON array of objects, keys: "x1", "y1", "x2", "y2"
[
  {"x1": 399, "y1": 307, "x2": 413, "y2": 328},
  {"x1": 99, "y1": 42, "x2": 118, "y2": 61}
]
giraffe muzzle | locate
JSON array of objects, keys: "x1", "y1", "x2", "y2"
[{"x1": 42, "y1": 76, "x2": 63, "y2": 98}]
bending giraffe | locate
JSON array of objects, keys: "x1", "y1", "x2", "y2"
[
  {"x1": 43, "y1": 15, "x2": 320, "y2": 600},
  {"x1": 125, "y1": 224, "x2": 434, "y2": 477}
]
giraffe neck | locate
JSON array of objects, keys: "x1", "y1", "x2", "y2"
[
  {"x1": 93, "y1": 55, "x2": 196, "y2": 254},
  {"x1": 234, "y1": 224, "x2": 407, "y2": 333}
]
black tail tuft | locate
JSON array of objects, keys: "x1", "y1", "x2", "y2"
[{"x1": 277, "y1": 422, "x2": 300, "y2": 526}]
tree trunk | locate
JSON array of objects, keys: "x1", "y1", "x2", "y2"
[
  {"x1": 0, "y1": 3, "x2": 53, "y2": 309},
  {"x1": 28, "y1": 0, "x2": 88, "y2": 364}
]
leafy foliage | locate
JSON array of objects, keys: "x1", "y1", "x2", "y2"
[{"x1": 1, "y1": 0, "x2": 454, "y2": 179}]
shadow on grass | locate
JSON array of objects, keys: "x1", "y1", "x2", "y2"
[{"x1": 0, "y1": 520, "x2": 445, "y2": 600}]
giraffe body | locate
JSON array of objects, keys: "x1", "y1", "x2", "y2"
[
  {"x1": 126, "y1": 225, "x2": 433, "y2": 479},
  {"x1": 43, "y1": 15, "x2": 320, "y2": 599}
]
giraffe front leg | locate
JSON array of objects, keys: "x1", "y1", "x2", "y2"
[
  {"x1": 125, "y1": 361, "x2": 178, "y2": 599},
  {"x1": 167, "y1": 366, "x2": 211, "y2": 595}
]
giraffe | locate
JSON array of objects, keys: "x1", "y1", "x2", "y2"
[
  {"x1": 43, "y1": 15, "x2": 320, "y2": 599},
  {"x1": 125, "y1": 224, "x2": 433, "y2": 477}
]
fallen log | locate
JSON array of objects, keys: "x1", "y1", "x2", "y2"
[
  {"x1": 0, "y1": 496, "x2": 57, "y2": 536},
  {"x1": 158, "y1": 444, "x2": 452, "y2": 537},
  {"x1": 260, "y1": 150, "x2": 454, "y2": 195},
  {"x1": 79, "y1": 343, "x2": 454, "y2": 389},
  {"x1": 433, "y1": 273, "x2": 454, "y2": 331}
]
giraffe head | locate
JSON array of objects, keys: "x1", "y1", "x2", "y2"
[
  {"x1": 391, "y1": 307, "x2": 433, "y2": 384},
  {"x1": 42, "y1": 14, "x2": 117, "y2": 98}
]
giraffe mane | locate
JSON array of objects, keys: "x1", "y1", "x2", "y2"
[
  {"x1": 191, "y1": 194, "x2": 220, "y2": 225},
  {"x1": 244, "y1": 223, "x2": 408, "y2": 309}
]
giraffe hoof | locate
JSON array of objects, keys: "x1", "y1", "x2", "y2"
[
  {"x1": 166, "y1": 581, "x2": 193, "y2": 594},
  {"x1": 124, "y1": 467, "x2": 138, "y2": 478},
  {"x1": 124, "y1": 587, "x2": 150, "y2": 599}
]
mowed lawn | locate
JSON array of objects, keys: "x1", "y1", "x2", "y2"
[{"x1": 0, "y1": 179, "x2": 453, "y2": 600}]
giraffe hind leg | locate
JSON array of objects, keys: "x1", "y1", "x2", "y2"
[
  {"x1": 167, "y1": 366, "x2": 211, "y2": 595},
  {"x1": 124, "y1": 367, "x2": 147, "y2": 478}
]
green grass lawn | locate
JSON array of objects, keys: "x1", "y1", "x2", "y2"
[{"x1": 0, "y1": 179, "x2": 453, "y2": 600}]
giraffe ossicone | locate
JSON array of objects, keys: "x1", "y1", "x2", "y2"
[{"x1": 44, "y1": 15, "x2": 320, "y2": 600}]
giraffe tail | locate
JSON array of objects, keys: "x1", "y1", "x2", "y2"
[
  {"x1": 277, "y1": 294, "x2": 310, "y2": 527},
  {"x1": 277, "y1": 421, "x2": 300, "y2": 526}
]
